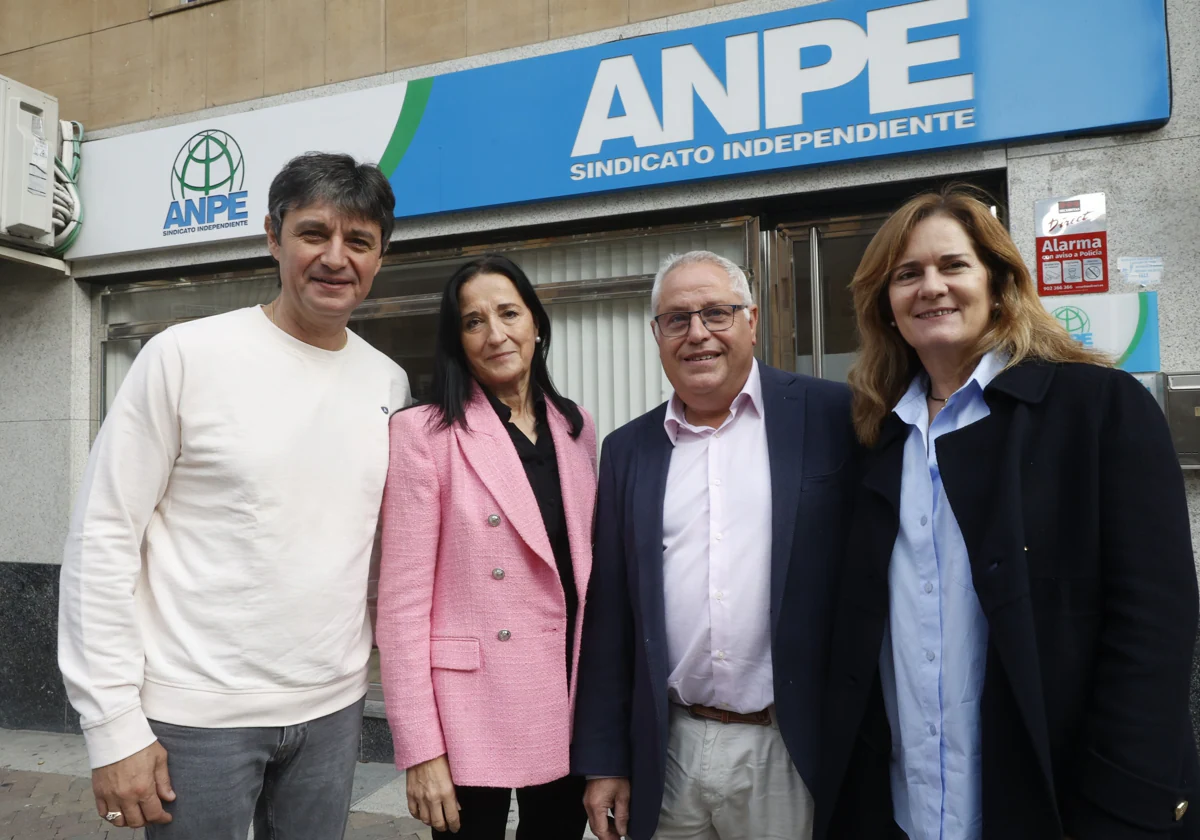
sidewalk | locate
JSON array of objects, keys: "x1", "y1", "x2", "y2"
[{"x1": 2, "y1": 728, "x2": 574, "y2": 840}]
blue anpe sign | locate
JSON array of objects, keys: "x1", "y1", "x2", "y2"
[{"x1": 386, "y1": 0, "x2": 1170, "y2": 218}]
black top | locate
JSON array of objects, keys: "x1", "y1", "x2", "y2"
[{"x1": 484, "y1": 386, "x2": 579, "y2": 678}]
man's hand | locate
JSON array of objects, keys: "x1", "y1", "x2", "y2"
[
  {"x1": 407, "y1": 754, "x2": 460, "y2": 834},
  {"x1": 92, "y1": 741, "x2": 175, "y2": 828},
  {"x1": 584, "y1": 777, "x2": 631, "y2": 840}
]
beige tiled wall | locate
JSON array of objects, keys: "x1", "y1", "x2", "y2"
[
  {"x1": 0, "y1": 0, "x2": 747, "y2": 132},
  {"x1": 90, "y1": 19, "x2": 153, "y2": 126},
  {"x1": 466, "y1": 0, "x2": 548, "y2": 56},
  {"x1": 93, "y1": 0, "x2": 149, "y2": 31},
  {"x1": 0, "y1": 35, "x2": 94, "y2": 127},
  {"x1": 205, "y1": 0, "x2": 265, "y2": 107},
  {"x1": 151, "y1": 6, "x2": 206, "y2": 117},
  {"x1": 629, "y1": 0, "x2": 712, "y2": 22},
  {"x1": 264, "y1": 0, "x2": 326, "y2": 95},
  {"x1": 326, "y1": 0, "x2": 385, "y2": 84},
  {"x1": 549, "y1": 0, "x2": 629, "y2": 40},
  {"x1": 385, "y1": 0, "x2": 466, "y2": 70}
]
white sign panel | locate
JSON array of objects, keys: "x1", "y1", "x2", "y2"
[
  {"x1": 1117, "y1": 256, "x2": 1165, "y2": 285},
  {"x1": 68, "y1": 83, "x2": 414, "y2": 259},
  {"x1": 1042, "y1": 291, "x2": 1160, "y2": 372},
  {"x1": 1035, "y1": 193, "x2": 1108, "y2": 296}
]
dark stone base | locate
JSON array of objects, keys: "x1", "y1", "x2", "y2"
[
  {"x1": 0, "y1": 558, "x2": 398, "y2": 761},
  {"x1": 0, "y1": 562, "x2": 76, "y2": 733},
  {"x1": 360, "y1": 715, "x2": 395, "y2": 764}
]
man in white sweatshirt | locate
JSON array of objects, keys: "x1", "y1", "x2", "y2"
[{"x1": 59, "y1": 152, "x2": 411, "y2": 838}]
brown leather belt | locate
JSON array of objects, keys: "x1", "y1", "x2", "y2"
[{"x1": 686, "y1": 703, "x2": 772, "y2": 726}]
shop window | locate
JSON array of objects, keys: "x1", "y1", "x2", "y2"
[
  {"x1": 97, "y1": 218, "x2": 756, "y2": 711},
  {"x1": 99, "y1": 270, "x2": 279, "y2": 419},
  {"x1": 99, "y1": 219, "x2": 754, "y2": 443},
  {"x1": 767, "y1": 216, "x2": 889, "y2": 382},
  {"x1": 101, "y1": 340, "x2": 144, "y2": 414},
  {"x1": 764, "y1": 187, "x2": 1006, "y2": 381}
]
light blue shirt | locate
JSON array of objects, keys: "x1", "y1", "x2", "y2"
[{"x1": 880, "y1": 350, "x2": 1006, "y2": 840}]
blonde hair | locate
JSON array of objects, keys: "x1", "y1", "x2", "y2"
[{"x1": 847, "y1": 185, "x2": 1108, "y2": 446}]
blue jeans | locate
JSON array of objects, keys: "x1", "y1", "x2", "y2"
[{"x1": 145, "y1": 696, "x2": 364, "y2": 840}]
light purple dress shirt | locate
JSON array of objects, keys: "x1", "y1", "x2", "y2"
[{"x1": 662, "y1": 360, "x2": 774, "y2": 713}]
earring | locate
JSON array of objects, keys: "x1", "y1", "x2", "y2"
[
  {"x1": 535, "y1": 335, "x2": 542, "y2": 343},
  {"x1": 993, "y1": 302, "x2": 1001, "y2": 310},
  {"x1": 889, "y1": 320, "x2": 896, "y2": 327}
]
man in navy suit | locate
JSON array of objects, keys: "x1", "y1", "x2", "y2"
[{"x1": 572, "y1": 251, "x2": 858, "y2": 840}]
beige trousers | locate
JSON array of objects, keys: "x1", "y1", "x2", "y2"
[{"x1": 652, "y1": 705, "x2": 814, "y2": 840}]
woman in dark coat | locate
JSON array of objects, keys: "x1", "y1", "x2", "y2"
[{"x1": 818, "y1": 186, "x2": 1198, "y2": 840}]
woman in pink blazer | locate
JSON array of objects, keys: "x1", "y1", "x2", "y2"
[{"x1": 377, "y1": 254, "x2": 597, "y2": 839}]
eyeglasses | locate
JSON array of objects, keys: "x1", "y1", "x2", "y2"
[{"x1": 652, "y1": 304, "x2": 746, "y2": 337}]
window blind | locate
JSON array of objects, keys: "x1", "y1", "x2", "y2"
[{"x1": 545, "y1": 296, "x2": 672, "y2": 445}]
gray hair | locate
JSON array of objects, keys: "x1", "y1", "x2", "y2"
[
  {"x1": 267, "y1": 152, "x2": 396, "y2": 252},
  {"x1": 651, "y1": 251, "x2": 754, "y2": 317}
]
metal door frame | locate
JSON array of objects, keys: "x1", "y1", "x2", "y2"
[{"x1": 766, "y1": 214, "x2": 891, "y2": 376}]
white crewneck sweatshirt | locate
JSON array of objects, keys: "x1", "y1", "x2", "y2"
[{"x1": 59, "y1": 306, "x2": 410, "y2": 769}]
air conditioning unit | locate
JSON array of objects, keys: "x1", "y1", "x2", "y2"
[{"x1": 0, "y1": 74, "x2": 58, "y2": 251}]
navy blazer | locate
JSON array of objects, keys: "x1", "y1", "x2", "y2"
[{"x1": 571, "y1": 363, "x2": 858, "y2": 840}]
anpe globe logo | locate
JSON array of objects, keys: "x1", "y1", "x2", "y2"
[
  {"x1": 171, "y1": 130, "x2": 245, "y2": 199},
  {"x1": 1053, "y1": 305, "x2": 1095, "y2": 347},
  {"x1": 162, "y1": 129, "x2": 251, "y2": 236}
]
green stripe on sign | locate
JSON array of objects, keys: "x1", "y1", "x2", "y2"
[
  {"x1": 380, "y1": 77, "x2": 434, "y2": 178},
  {"x1": 1116, "y1": 292, "x2": 1149, "y2": 368}
]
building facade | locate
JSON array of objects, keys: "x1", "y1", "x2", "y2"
[{"x1": 2, "y1": 0, "x2": 1198, "y2": 758}]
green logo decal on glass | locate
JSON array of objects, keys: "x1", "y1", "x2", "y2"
[{"x1": 1052, "y1": 305, "x2": 1090, "y2": 335}]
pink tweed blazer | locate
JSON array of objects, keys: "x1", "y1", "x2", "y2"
[{"x1": 376, "y1": 387, "x2": 597, "y2": 788}]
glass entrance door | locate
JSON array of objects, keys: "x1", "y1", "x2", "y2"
[{"x1": 767, "y1": 215, "x2": 888, "y2": 382}]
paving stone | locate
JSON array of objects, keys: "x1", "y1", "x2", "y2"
[
  {"x1": 0, "y1": 767, "x2": 440, "y2": 839},
  {"x1": 34, "y1": 775, "x2": 72, "y2": 796},
  {"x1": 0, "y1": 769, "x2": 146, "y2": 839}
]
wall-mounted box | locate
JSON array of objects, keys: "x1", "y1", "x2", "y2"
[
  {"x1": 1165, "y1": 373, "x2": 1200, "y2": 470},
  {"x1": 0, "y1": 74, "x2": 58, "y2": 251}
]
